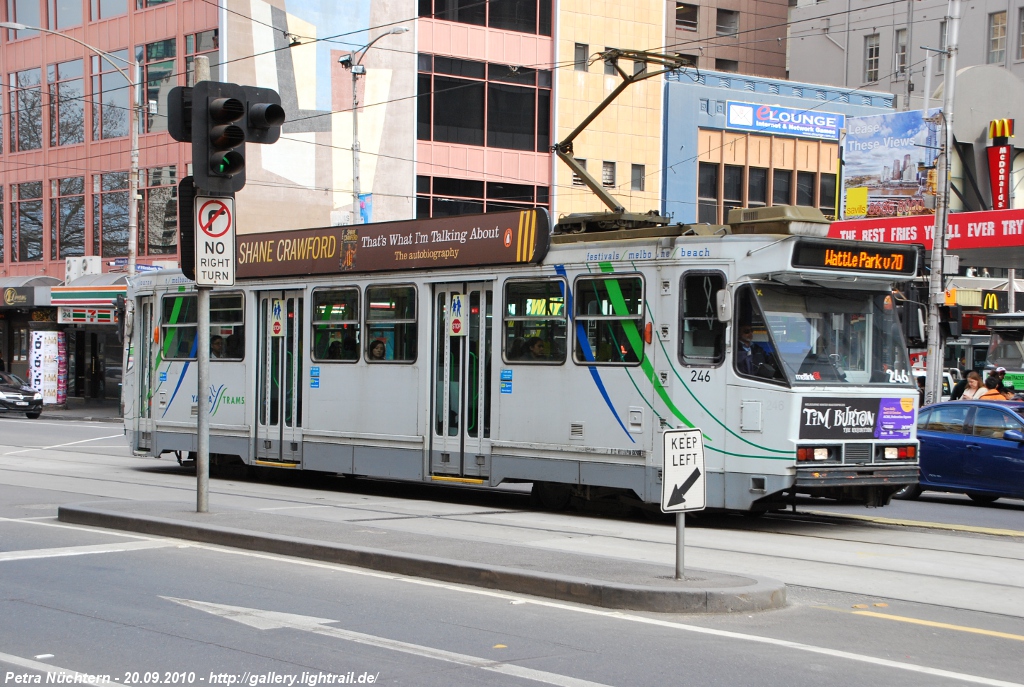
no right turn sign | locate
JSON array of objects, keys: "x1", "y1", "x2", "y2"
[{"x1": 195, "y1": 196, "x2": 235, "y2": 286}]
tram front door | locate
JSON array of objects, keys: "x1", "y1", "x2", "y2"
[
  {"x1": 256, "y1": 291, "x2": 304, "y2": 465},
  {"x1": 135, "y1": 296, "x2": 154, "y2": 451},
  {"x1": 431, "y1": 283, "x2": 493, "y2": 478}
]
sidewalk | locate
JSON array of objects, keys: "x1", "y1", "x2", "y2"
[
  {"x1": 37, "y1": 401, "x2": 122, "y2": 423},
  {"x1": 58, "y1": 499, "x2": 787, "y2": 614}
]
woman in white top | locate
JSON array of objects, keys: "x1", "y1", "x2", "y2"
[{"x1": 959, "y1": 371, "x2": 984, "y2": 400}]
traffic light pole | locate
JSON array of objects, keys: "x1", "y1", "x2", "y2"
[
  {"x1": 195, "y1": 56, "x2": 212, "y2": 514},
  {"x1": 925, "y1": 0, "x2": 960, "y2": 406}
]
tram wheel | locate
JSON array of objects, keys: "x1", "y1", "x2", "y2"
[{"x1": 531, "y1": 482, "x2": 572, "y2": 511}]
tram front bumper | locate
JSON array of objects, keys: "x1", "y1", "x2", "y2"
[{"x1": 794, "y1": 463, "x2": 919, "y2": 488}]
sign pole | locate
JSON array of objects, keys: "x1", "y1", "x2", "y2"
[
  {"x1": 662, "y1": 428, "x2": 706, "y2": 581},
  {"x1": 675, "y1": 513, "x2": 685, "y2": 579},
  {"x1": 195, "y1": 56, "x2": 211, "y2": 514}
]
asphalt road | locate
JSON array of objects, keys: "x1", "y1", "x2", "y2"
[{"x1": 1, "y1": 417, "x2": 1023, "y2": 687}]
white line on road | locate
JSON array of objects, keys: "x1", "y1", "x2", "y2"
[
  {"x1": 165, "y1": 597, "x2": 614, "y2": 687},
  {"x1": 2, "y1": 434, "x2": 125, "y2": 456},
  {"x1": 0, "y1": 540, "x2": 176, "y2": 563},
  {"x1": 0, "y1": 516, "x2": 168, "y2": 540},
  {"x1": 183, "y1": 542, "x2": 1024, "y2": 687},
  {"x1": 0, "y1": 650, "x2": 132, "y2": 685}
]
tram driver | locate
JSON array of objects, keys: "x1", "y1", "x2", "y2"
[{"x1": 736, "y1": 322, "x2": 778, "y2": 380}]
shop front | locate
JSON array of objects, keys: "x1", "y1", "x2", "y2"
[
  {"x1": 1, "y1": 277, "x2": 61, "y2": 382},
  {"x1": 50, "y1": 274, "x2": 127, "y2": 402}
]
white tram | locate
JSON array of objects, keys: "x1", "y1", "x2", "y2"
[{"x1": 121, "y1": 206, "x2": 920, "y2": 512}]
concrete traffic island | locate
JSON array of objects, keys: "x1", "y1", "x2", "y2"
[{"x1": 58, "y1": 500, "x2": 787, "y2": 614}]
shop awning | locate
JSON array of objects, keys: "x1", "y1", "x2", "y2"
[
  {"x1": 50, "y1": 274, "x2": 128, "y2": 307},
  {"x1": 1, "y1": 276, "x2": 61, "y2": 308}
]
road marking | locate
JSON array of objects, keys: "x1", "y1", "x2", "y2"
[
  {"x1": 165, "y1": 597, "x2": 614, "y2": 687},
  {"x1": 803, "y1": 510, "x2": 1024, "y2": 538},
  {"x1": 181, "y1": 543, "x2": 1024, "y2": 687},
  {"x1": 2, "y1": 433, "x2": 125, "y2": 456},
  {"x1": 0, "y1": 516, "x2": 165, "y2": 540},
  {"x1": 851, "y1": 610, "x2": 1024, "y2": 642},
  {"x1": 0, "y1": 540, "x2": 175, "y2": 563},
  {"x1": 0, "y1": 419, "x2": 117, "y2": 429},
  {"x1": 0, "y1": 650, "x2": 132, "y2": 684}
]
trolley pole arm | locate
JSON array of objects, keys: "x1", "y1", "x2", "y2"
[{"x1": 553, "y1": 49, "x2": 693, "y2": 214}]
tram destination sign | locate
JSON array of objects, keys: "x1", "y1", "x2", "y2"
[
  {"x1": 791, "y1": 239, "x2": 917, "y2": 277},
  {"x1": 236, "y1": 209, "x2": 550, "y2": 279}
]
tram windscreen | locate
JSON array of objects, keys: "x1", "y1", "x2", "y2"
[
  {"x1": 752, "y1": 285, "x2": 913, "y2": 386},
  {"x1": 986, "y1": 332, "x2": 1024, "y2": 371}
]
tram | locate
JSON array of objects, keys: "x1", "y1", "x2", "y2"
[{"x1": 121, "y1": 205, "x2": 920, "y2": 512}]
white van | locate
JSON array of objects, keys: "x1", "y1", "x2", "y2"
[{"x1": 912, "y1": 369, "x2": 955, "y2": 404}]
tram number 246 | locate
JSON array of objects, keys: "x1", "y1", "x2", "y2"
[{"x1": 690, "y1": 370, "x2": 712, "y2": 383}]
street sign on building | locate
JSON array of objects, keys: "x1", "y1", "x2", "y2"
[
  {"x1": 195, "y1": 196, "x2": 235, "y2": 287},
  {"x1": 661, "y1": 428, "x2": 706, "y2": 513}
]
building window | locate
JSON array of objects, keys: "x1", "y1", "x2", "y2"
[
  {"x1": 417, "y1": 175, "x2": 548, "y2": 218},
  {"x1": 365, "y1": 285, "x2": 417, "y2": 362},
  {"x1": 772, "y1": 169, "x2": 792, "y2": 204},
  {"x1": 715, "y1": 59, "x2": 738, "y2": 72},
  {"x1": 989, "y1": 11, "x2": 1007, "y2": 63},
  {"x1": 140, "y1": 166, "x2": 177, "y2": 256},
  {"x1": 312, "y1": 288, "x2": 361, "y2": 362},
  {"x1": 161, "y1": 294, "x2": 198, "y2": 361},
  {"x1": 93, "y1": 172, "x2": 129, "y2": 257},
  {"x1": 574, "y1": 276, "x2": 643, "y2": 366},
  {"x1": 420, "y1": 0, "x2": 552, "y2": 36},
  {"x1": 10, "y1": 68, "x2": 43, "y2": 152},
  {"x1": 603, "y1": 47, "x2": 619, "y2": 75},
  {"x1": 602, "y1": 161, "x2": 616, "y2": 188},
  {"x1": 938, "y1": 21, "x2": 947, "y2": 72},
  {"x1": 723, "y1": 165, "x2": 743, "y2": 216},
  {"x1": 1019, "y1": 9, "x2": 1024, "y2": 60},
  {"x1": 796, "y1": 171, "x2": 816, "y2": 206},
  {"x1": 0, "y1": 187, "x2": 4, "y2": 261},
  {"x1": 186, "y1": 30, "x2": 219, "y2": 86},
  {"x1": 503, "y1": 279, "x2": 566, "y2": 364},
  {"x1": 679, "y1": 272, "x2": 726, "y2": 366},
  {"x1": 91, "y1": 0, "x2": 127, "y2": 20},
  {"x1": 895, "y1": 28, "x2": 907, "y2": 75},
  {"x1": 572, "y1": 159, "x2": 587, "y2": 186},
  {"x1": 716, "y1": 9, "x2": 739, "y2": 37},
  {"x1": 11, "y1": 182, "x2": 44, "y2": 262},
  {"x1": 676, "y1": 3, "x2": 698, "y2": 31},
  {"x1": 91, "y1": 50, "x2": 130, "y2": 140},
  {"x1": 631, "y1": 164, "x2": 645, "y2": 192},
  {"x1": 748, "y1": 167, "x2": 767, "y2": 207},
  {"x1": 136, "y1": 38, "x2": 176, "y2": 133},
  {"x1": 698, "y1": 162, "x2": 718, "y2": 223},
  {"x1": 48, "y1": 59, "x2": 85, "y2": 147},
  {"x1": 864, "y1": 34, "x2": 880, "y2": 82},
  {"x1": 50, "y1": 176, "x2": 86, "y2": 259},
  {"x1": 819, "y1": 174, "x2": 837, "y2": 218},
  {"x1": 5, "y1": 0, "x2": 40, "y2": 39},
  {"x1": 574, "y1": 43, "x2": 589, "y2": 71},
  {"x1": 137, "y1": 0, "x2": 173, "y2": 8},
  {"x1": 49, "y1": 0, "x2": 82, "y2": 29},
  {"x1": 488, "y1": 82, "x2": 535, "y2": 150}
]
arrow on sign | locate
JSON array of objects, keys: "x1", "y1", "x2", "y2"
[
  {"x1": 667, "y1": 467, "x2": 702, "y2": 508},
  {"x1": 163, "y1": 597, "x2": 614, "y2": 687}
]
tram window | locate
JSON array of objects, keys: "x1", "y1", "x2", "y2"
[
  {"x1": 160, "y1": 294, "x2": 198, "y2": 360},
  {"x1": 733, "y1": 286, "x2": 785, "y2": 383},
  {"x1": 311, "y1": 288, "x2": 360, "y2": 362},
  {"x1": 574, "y1": 276, "x2": 643, "y2": 366},
  {"x1": 366, "y1": 285, "x2": 417, "y2": 362},
  {"x1": 209, "y1": 294, "x2": 244, "y2": 360},
  {"x1": 679, "y1": 272, "x2": 726, "y2": 366},
  {"x1": 502, "y1": 279, "x2": 566, "y2": 363}
]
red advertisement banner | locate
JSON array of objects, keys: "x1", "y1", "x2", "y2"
[
  {"x1": 829, "y1": 208, "x2": 1024, "y2": 250},
  {"x1": 988, "y1": 145, "x2": 1012, "y2": 210}
]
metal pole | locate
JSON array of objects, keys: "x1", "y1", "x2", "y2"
[
  {"x1": 923, "y1": 53, "x2": 933, "y2": 113},
  {"x1": 194, "y1": 55, "x2": 211, "y2": 513},
  {"x1": 128, "y1": 61, "x2": 139, "y2": 277},
  {"x1": 675, "y1": 512, "x2": 685, "y2": 579},
  {"x1": 925, "y1": 0, "x2": 961, "y2": 406},
  {"x1": 904, "y1": 0, "x2": 915, "y2": 110},
  {"x1": 352, "y1": 61, "x2": 361, "y2": 224},
  {"x1": 1010, "y1": 270, "x2": 1017, "y2": 312}
]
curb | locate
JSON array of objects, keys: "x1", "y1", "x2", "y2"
[
  {"x1": 801, "y1": 509, "x2": 1024, "y2": 539},
  {"x1": 35, "y1": 414, "x2": 123, "y2": 423},
  {"x1": 58, "y1": 503, "x2": 786, "y2": 614}
]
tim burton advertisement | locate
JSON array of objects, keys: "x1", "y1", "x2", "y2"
[{"x1": 799, "y1": 397, "x2": 916, "y2": 440}]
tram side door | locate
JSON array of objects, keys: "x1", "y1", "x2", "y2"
[
  {"x1": 431, "y1": 283, "x2": 493, "y2": 478},
  {"x1": 135, "y1": 296, "x2": 155, "y2": 451},
  {"x1": 256, "y1": 291, "x2": 304, "y2": 465}
]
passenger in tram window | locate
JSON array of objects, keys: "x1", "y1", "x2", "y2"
[
  {"x1": 226, "y1": 330, "x2": 244, "y2": 358},
  {"x1": 522, "y1": 337, "x2": 548, "y2": 361},
  {"x1": 508, "y1": 337, "x2": 526, "y2": 360},
  {"x1": 341, "y1": 336, "x2": 359, "y2": 360},
  {"x1": 328, "y1": 340, "x2": 344, "y2": 360},
  {"x1": 736, "y1": 323, "x2": 776, "y2": 379},
  {"x1": 210, "y1": 335, "x2": 225, "y2": 359},
  {"x1": 368, "y1": 339, "x2": 387, "y2": 361}
]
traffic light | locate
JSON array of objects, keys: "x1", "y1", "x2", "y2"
[
  {"x1": 192, "y1": 81, "x2": 248, "y2": 194},
  {"x1": 241, "y1": 85, "x2": 285, "y2": 143},
  {"x1": 939, "y1": 305, "x2": 963, "y2": 339},
  {"x1": 177, "y1": 176, "x2": 197, "y2": 281}
]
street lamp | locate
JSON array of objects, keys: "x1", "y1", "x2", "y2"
[
  {"x1": 338, "y1": 26, "x2": 408, "y2": 224},
  {"x1": 0, "y1": 22, "x2": 140, "y2": 277}
]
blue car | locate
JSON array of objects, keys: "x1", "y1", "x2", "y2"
[{"x1": 897, "y1": 400, "x2": 1024, "y2": 503}]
